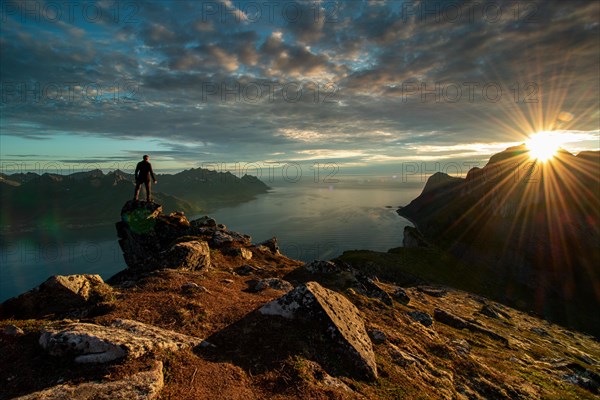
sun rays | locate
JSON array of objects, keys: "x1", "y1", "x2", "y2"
[{"x1": 525, "y1": 131, "x2": 565, "y2": 162}]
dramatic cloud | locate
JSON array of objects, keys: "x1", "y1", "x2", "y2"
[{"x1": 1, "y1": 0, "x2": 598, "y2": 176}]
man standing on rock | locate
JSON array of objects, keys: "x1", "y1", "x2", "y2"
[{"x1": 134, "y1": 155, "x2": 158, "y2": 202}]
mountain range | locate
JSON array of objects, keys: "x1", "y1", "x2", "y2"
[{"x1": 0, "y1": 168, "x2": 269, "y2": 231}]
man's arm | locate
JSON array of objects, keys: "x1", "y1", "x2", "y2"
[
  {"x1": 134, "y1": 162, "x2": 140, "y2": 181},
  {"x1": 149, "y1": 163, "x2": 157, "y2": 183}
]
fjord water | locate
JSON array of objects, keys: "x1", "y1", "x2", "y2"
[{"x1": 0, "y1": 182, "x2": 420, "y2": 302}]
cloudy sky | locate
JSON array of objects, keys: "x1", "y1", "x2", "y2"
[{"x1": 1, "y1": 0, "x2": 599, "y2": 178}]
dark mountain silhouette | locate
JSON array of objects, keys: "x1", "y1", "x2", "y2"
[
  {"x1": 0, "y1": 168, "x2": 269, "y2": 231},
  {"x1": 398, "y1": 145, "x2": 600, "y2": 335}
]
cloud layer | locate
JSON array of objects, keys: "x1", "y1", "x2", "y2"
[{"x1": 1, "y1": 0, "x2": 598, "y2": 174}]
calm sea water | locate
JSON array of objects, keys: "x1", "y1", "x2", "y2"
[{"x1": 0, "y1": 183, "x2": 421, "y2": 301}]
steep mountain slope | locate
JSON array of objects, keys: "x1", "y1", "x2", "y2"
[{"x1": 398, "y1": 146, "x2": 600, "y2": 336}]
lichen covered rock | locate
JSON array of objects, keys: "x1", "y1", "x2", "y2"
[
  {"x1": 13, "y1": 361, "x2": 164, "y2": 400},
  {"x1": 260, "y1": 281, "x2": 377, "y2": 380},
  {"x1": 40, "y1": 319, "x2": 202, "y2": 363},
  {"x1": 0, "y1": 274, "x2": 114, "y2": 319}
]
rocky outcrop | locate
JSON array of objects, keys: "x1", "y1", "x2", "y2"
[
  {"x1": 0, "y1": 274, "x2": 114, "y2": 319},
  {"x1": 13, "y1": 361, "x2": 164, "y2": 400},
  {"x1": 116, "y1": 201, "x2": 255, "y2": 272},
  {"x1": 259, "y1": 281, "x2": 377, "y2": 380},
  {"x1": 40, "y1": 319, "x2": 202, "y2": 363},
  {"x1": 402, "y1": 226, "x2": 428, "y2": 248}
]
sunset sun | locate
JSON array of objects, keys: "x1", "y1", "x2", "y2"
[{"x1": 526, "y1": 131, "x2": 564, "y2": 161}]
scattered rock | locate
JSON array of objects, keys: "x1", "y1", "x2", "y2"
[
  {"x1": 393, "y1": 288, "x2": 410, "y2": 305},
  {"x1": 417, "y1": 286, "x2": 447, "y2": 298},
  {"x1": 407, "y1": 311, "x2": 433, "y2": 327},
  {"x1": 479, "y1": 303, "x2": 511, "y2": 320},
  {"x1": 434, "y1": 308, "x2": 469, "y2": 330},
  {"x1": 369, "y1": 328, "x2": 387, "y2": 344},
  {"x1": 40, "y1": 319, "x2": 202, "y2": 363},
  {"x1": 115, "y1": 280, "x2": 137, "y2": 289},
  {"x1": 531, "y1": 327, "x2": 550, "y2": 337},
  {"x1": 231, "y1": 247, "x2": 253, "y2": 260},
  {"x1": 212, "y1": 231, "x2": 252, "y2": 248},
  {"x1": 166, "y1": 241, "x2": 211, "y2": 270},
  {"x1": 255, "y1": 278, "x2": 294, "y2": 292},
  {"x1": 320, "y1": 374, "x2": 354, "y2": 392},
  {"x1": 13, "y1": 361, "x2": 164, "y2": 400},
  {"x1": 181, "y1": 282, "x2": 209, "y2": 294},
  {"x1": 2, "y1": 324, "x2": 24, "y2": 336},
  {"x1": 355, "y1": 275, "x2": 393, "y2": 306},
  {"x1": 235, "y1": 264, "x2": 262, "y2": 276},
  {"x1": 434, "y1": 308, "x2": 509, "y2": 345},
  {"x1": 259, "y1": 281, "x2": 378, "y2": 380},
  {"x1": 572, "y1": 351, "x2": 597, "y2": 366},
  {"x1": 211, "y1": 231, "x2": 237, "y2": 247},
  {"x1": 388, "y1": 343, "x2": 419, "y2": 366},
  {"x1": 0, "y1": 274, "x2": 114, "y2": 319},
  {"x1": 222, "y1": 279, "x2": 234, "y2": 284},
  {"x1": 191, "y1": 216, "x2": 217, "y2": 228},
  {"x1": 450, "y1": 339, "x2": 471, "y2": 357},
  {"x1": 562, "y1": 362, "x2": 600, "y2": 394},
  {"x1": 303, "y1": 260, "x2": 342, "y2": 274},
  {"x1": 258, "y1": 237, "x2": 280, "y2": 255},
  {"x1": 167, "y1": 211, "x2": 188, "y2": 226}
]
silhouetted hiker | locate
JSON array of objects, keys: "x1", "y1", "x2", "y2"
[{"x1": 134, "y1": 155, "x2": 157, "y2": 202}]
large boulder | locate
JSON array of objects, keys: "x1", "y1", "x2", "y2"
[
  {"x1": 0, "y1": 274, "x2": 114, "y2": 319},
  {"x1": 13, "y1": 361, "x2": 164, "y2": 400},
  {"x1": 259, "y1": 281, "x2": 377, "y2": 380},
  {"x1": 40, "y1": 319, "x2": 202, "y2": 363},
  {"x1": 165, "y1": 241, "x2": 211, "y2": 270}
]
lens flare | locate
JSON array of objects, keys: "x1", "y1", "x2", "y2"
[{"x1": 526, "y1": 131, "x2": 564, "y2": 161}]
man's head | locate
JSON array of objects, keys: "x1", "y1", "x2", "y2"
[{"x1": 143, "y1": 155, "x2": 149, "y2": 161}]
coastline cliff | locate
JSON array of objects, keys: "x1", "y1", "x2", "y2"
[{"x1": 397, "y1": 146, "x2": 600, "y2": 336}]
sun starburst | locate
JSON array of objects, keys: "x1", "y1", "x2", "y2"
[{"x1": 525, "y1": 131, "x2": 565, "y2": 162}]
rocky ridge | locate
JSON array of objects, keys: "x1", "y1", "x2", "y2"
[{"x1": 0, "y1": 201, "x2": 599, "y2": 399}]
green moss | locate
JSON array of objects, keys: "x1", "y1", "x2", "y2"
[{"x1": 123, "y1": 208, "x2": 157, "y2": 234}]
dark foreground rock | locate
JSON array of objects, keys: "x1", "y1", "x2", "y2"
[
  {"x1": 116, "y1": 201, "x2": 255, "y2": 272},
  {"x1": 13, "y1": 361, "x2": 164, "y2": 400},
  {"x1": 259, "y1": 281, "x2": 377, "y2": 380},
  {"x1": 434, "y1": 308, "x2": 508, "y2": 345},
  {"x1": 0, "y1": 275, "x2": 114, "y2": 319}
]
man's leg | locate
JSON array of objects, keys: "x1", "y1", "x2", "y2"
[
  {"x1": 145, "y1": 181, "x2": 152, "y2": 202},
  {"x1": 133, "y1": 182, "x2": 142, "y2": 200}
]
